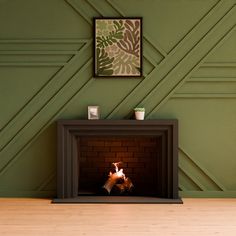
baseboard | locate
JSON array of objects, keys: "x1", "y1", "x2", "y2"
[
  {"x1": 180, "y1": 191, "x2": 236, "y2": 198},
  {"x1": 0, "y1": 190, "x2": 56, "y2": 198}
]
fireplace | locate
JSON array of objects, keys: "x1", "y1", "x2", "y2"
[{"x1": 53, "y1": 120, "x2": 182, "y2": 203}]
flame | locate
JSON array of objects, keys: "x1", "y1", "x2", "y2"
[
  {"x1": 111, "y1": 162, "x2": 125, "y2": 178},
  {"x1": 103, "y1": 161, "x2": 134, "y2": 194}
]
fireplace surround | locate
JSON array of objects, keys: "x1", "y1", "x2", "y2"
[{"x1": 53, "y1": 120, "x2": 182, "y2": 203}]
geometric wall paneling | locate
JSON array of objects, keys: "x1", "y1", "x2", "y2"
[
  {"x1": 67, "y1": 0, "x2": 166, "y2": 70},
  {"x1": 107, "y1": 0, "x2": 222, "y2": 54},
  {"x1": 179, "y1": 168, "x2": 203, "y2": 191},
  {"x1": 0, "y1": 0, "x2": 236, "y2": 197},
  {"x1": 143, "y1": 40, "x2": 165, "y2": 66},
  {"x1": 80, "y1": 0, "x2": 122, "y2": 18},
  {"x1": 0, "y1": 123, "x2": 57, "y2": 197},
  {"x1": 0, "y1": 38, "x2": 89, "y2": 146},
  {"x1": 142, "y1": 9, "x2": 236, "y2": 119},
  {"x1": 0, "y1": 40, "x2": 91, "y2": 176},
  {"x1": 157, "y1": 98, "x2": 236, "y2": 197},
  {"x1": 179, "y1": 148, "x2": 225, "y2": 191},
  {"x1": 0, "y1": 67, "x2": 59, "y2": 130},
  {"x1": 193, "y1": 63, "x2": 236, "y2": 78},
  {"x1": 107, "y1": 1, "x2": 236, "y2": 119},
  {"x1": 205, "y1": 30, "x2": 236, "y2": 62},
  {"x1": 66, "y1": 0, "x2": 104, "y2": 24},
  {"x1": 65, "y1": 0, "x2": 165, "y2": 104},
  {"x1": 173, "y1": 92, "x2": 236, "y2": 99},
  {"x1": 105, "y1": 0, "x2": 167, "y2": 60},
  {"x1": 176, "y1": 79, "x2": 236, "y2": 95},
  {"x1": 0, "y1": 38, "x2": 85, "y2": 130},
  {"x1": 142, "y1": 58, "x2": 155, "y2": 77},
  {"x1": 89, "y1": 0, "x2": 167, "y2": 59},
  {"x1": 0, "y1": 39, "x2": 85, "y2": 52}
]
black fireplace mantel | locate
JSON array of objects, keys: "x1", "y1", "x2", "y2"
[{"x1": 54, "y1": 120, "x2": 182, "y2": 204}]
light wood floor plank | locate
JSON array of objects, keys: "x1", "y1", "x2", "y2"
[{"x1": 0, "y1": 198, "x2": 236, "y2": 236}]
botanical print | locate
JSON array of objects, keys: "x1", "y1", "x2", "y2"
[{"x1": 94, "y1": 18, "x2": 142, "y2": 77}]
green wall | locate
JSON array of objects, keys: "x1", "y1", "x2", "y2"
[{"x1": 0, "y1": 0, "x2": 236, "y2": 197}]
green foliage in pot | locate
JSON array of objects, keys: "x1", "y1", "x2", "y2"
[{"x1": 134, "y1": 107, "x2": 145, "y2": 112}]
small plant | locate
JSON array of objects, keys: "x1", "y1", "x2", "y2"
[
  {"x1": 134, "y1": 107, "x2": 145, "y2": 112},
  {"x1": 134, "y1": 107, "x2": 145, "y2": 120}
]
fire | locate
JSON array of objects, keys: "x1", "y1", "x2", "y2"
[
  {"x1": 110, "y1": 162, "x2": 125, "y2": 178},
  {"x1": 103, "y1": 162, "x2": 134, "y2": 194}
]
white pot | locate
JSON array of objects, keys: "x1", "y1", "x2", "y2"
[{"x1": 135, "y1": 111, "x2": 145, "y2": 120}]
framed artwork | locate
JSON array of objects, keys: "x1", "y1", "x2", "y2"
[
  {"x1": 88, "y1": 106, "x2": 100, "y2": 120},
  {"x1": 94, "y1": 17, "x2": 142, "y2": 78}
]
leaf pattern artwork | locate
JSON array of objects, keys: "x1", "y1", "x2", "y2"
[
  {"x1": 96, "y1": 20, "x2": 124, "y2": 49},
  {"x1": 96, "y1": 47, "x2": 114, "y2": 76},
  {"x1": 94, "y1": 18, "x2": 142, "y2": 77},
  {"x1": 113, "y1": 49, "x2": 140, "y2": 75},
  {"x1": 117, "y1": 20, "x2": 140, "y2": 58}
]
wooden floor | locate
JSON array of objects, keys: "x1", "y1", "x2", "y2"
[{"x1": 0, "y1": 198, "x2": 236, "y2": 236}]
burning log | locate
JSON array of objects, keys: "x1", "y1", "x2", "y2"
[
  {"x1": 103, "y1": 172, "x2": 123, "y2": 194},
  {"x1": 116, "y1": 177, "x2": 134, "y2": 192},
  {"x1": 103, "y1": 162, "x2": 134, "y2": 195}
]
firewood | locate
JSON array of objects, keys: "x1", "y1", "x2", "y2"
[
  {"x1": 103, "y1": 171, "x2": 124, "y2": 194},
  {"x1": 102, "y1": 162, "x2": 134, "y2": 195},
  {"x1": 115, "y1": 177, "x2": 134, "y2": 194}
]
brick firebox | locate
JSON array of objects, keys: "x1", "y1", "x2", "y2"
[
  {"x1": 53, "y1": 120, "x2": 182, "y2": 203},
  {"x1": 79, "y1": 136, "x2": 159, "y2": 195}
]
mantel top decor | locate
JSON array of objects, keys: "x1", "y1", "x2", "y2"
[{"x1": 94, "y1": 17, "x2": 142, "y2": 78}]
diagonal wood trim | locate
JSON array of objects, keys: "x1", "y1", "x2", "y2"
[
  {"x1": 0, "y1": 58, "x2": 94, "y2": 176},
  {"x1": 105, "y1": 0, "x2": 168, "y2": 57},
  {"x1": 168, "y1": 0, "x2": 223, "y2": 54},
  {"x1": 179, "y1": 168, "x2": 204, "y2": 191},
  {"x1": 179, "y1": 148, "x2": 226, "y2": 191},
  {"x1": 178, "y1": 184, "x2": 187, "y2": 192},
  {"x1": 66, "y1": 0, "x2": 164, "y2": 66},
  {"x1": 66, "y1": 0, "x2": 97, "y2": 24},
  {"x1": 37, "y1": 170, "x2": 56, "y2": 191},
  {"x1": 143, "y1": 40, "x2": 164, "y2": 65},
  {"x1": 0, "y1": 40, "x2": 91, "y2": 149},
  {"x1": 145, "y1": 25, "x2": 235, "y2": 118},
  {"x1": 104, "y1": 0, "x2": 167, "y2": 57},
  {"x1": 88, "y1": 0, "x2": 120, "y2": 17},
  {"x1": 0, "y1": 63, "x2": 96, "y2": 179},
  {"x1": 107, "y1": 2, "x2": 235, "y2": 119}
]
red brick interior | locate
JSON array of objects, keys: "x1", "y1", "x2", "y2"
[{"x1": 78, "y1": 136, "x2": 159, "y2": 195}]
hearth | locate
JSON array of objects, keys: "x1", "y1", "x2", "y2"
[{"x1": 53, "y1": 120, "x2": 182, "y2": 203}]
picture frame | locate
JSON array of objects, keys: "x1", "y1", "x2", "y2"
[
  {"x1": 88, "y1": 106, "x2": 100, "y2": 120},
  {"x1": 93, "y1": 17, "x2": 142, "y2": 78}
]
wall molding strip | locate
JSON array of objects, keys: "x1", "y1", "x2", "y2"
[
  {"x1": 179, "y1": 167, "x2": 206, "y2": 191},
  {"x1": 106, "y1": 1, "x2": 234, "y2": 119},
  {"x1": 180, "y1": 191, "x2": 236, "y2": 198},
  {"x1": 0, "y1": 40, "x2": 91, "y2": 146},
  {"x1": 179, "y1": 148, "x2": 226, "y2": 191},
  {"x1": 0, "y1": 58, "x2": 94, "y2": 176},
  {"x1": 145, "y1": 17, "x2": 236, "y2": 118}
]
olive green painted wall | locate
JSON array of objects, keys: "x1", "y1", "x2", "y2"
[{"x1": 0, "y1": 0, "x2": 236, "y2": 197}]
